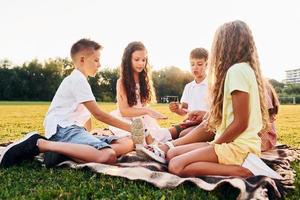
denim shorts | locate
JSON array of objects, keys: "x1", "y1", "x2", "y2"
[{"x1": 49, "y1": 125, "x2": 120, "y2": 150}]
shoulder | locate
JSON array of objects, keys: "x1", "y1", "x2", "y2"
[
  {"x1": 227, "y1": 62, "x2": 255, "y2": 78},
  {"x1": 116, "y1": 78, "x2": 126, "y2": 94},
  {"x1": 184, "y1": 81, "x2": 194, "y2": 89},
  {"x1": 69, "y1": 69, "x2": 88, "y2": 84},
  {"x1": 228, "y1": 62, "x2": 252, "y2": 73},
  {"x1": 117, "y1": 78, "x2": 124, "y2": 88}
]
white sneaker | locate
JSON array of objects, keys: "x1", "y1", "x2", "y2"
[
  {"x1": 137, "y1": 144, "x2": 167, "y2": 164},
  {"x1": 242, "y1": 153, "x2": 283, "y2": 179}
]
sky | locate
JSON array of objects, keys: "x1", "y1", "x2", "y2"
[{"x1": 0, "y1": 0, "x2": 299, "y2": 81}]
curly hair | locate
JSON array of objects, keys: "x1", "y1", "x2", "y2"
[
  {"x1": 120, "y1": 41, "x2": 153, "y2": 107},
  {"x1": 207, "y1": 20, "x2": 269, "y2": 133}
]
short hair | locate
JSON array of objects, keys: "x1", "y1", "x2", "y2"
[
  {"x1": 70, "y1": 39, "x2": 102, "y2": 60},
  {"x1": 190, "y1": 48, "x2": 209, "y2": 61}
]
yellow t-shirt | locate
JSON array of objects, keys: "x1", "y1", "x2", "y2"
[{"x1": 213, "y1": 62, "x2": 262, "y2": 154}]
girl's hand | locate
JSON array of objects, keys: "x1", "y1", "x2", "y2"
[{"x1": 147, "y1": 108, "x2": 168, "y2": 119}]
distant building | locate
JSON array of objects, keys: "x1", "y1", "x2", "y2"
[{"x1": 284, "y1": 68, "x2": 300, "y2": 84}]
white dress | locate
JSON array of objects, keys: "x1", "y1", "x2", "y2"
[{"x1": 109, "y1": 84, "x2": 171, "y2": 142}]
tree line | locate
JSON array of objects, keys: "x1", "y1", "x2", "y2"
[
  {"x1": 0, "y1": 58, "x2": 193, "y2": 102},
  {"x1": 1, "y1": 58, "x2": 299, "y2": 103}
]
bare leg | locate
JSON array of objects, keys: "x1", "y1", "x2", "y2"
[
  {"x1": 172, "y1": 122, "x2": 214, "y2": 147},
  {"x1": 166, "y1": 142, "x2": 209, "y2": 161},
  {"x1": 178, "y1": 126, "x2": 196, "y2": 138},
  {"x1": 155, "y1": 122, "x2": 214, "y2": 154},
  {"x1": 38, "y1": 139, "x2": 117, "y2": 164},
  {"x1": 168, "y1": 144, "x2": 252, "y2": 177},
  {"x1": 111, "y1": 137, "x2": 134, "y2": 157}
]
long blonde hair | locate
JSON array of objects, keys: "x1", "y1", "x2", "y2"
[{"x1": 207, "y1": 20, "x2": 269, "y2": 132}]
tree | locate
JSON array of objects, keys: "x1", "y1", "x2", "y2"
[{"x1": 152, "y1": 66, "x2": 193, "y2": 101}]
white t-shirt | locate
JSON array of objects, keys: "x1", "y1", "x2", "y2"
[
  {"x1": 44, "y1": 69, "x2": 95, "y2": 138},
  {"x1": 180, "y1": 78, "x2": 209, "y2": 112}
]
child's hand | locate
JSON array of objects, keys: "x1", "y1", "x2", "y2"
[
  {"x1": 169, "y1": 102, "x2": 180, "y2": 113},
  {"x1": 147, "y1": 108, "x2": 168, "y2": 119},
  {"x1": 187, "y1": 111, "x2": 205, "y2": 122}
]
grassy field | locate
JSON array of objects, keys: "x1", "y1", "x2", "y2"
[{"x1": 0, "y1": 102, "x2": 299, "y2": 199}]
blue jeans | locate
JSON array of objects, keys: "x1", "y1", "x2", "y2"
[{"x1": 50, "y1": 125, "x2": 119, "y2": 150}]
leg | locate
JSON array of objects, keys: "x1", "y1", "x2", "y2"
[
  {"x1": 172, "y1": 122, "x2": 214, "y2": 146},
  {"x1": 44, "y1": 125, "x2": 120, "y2": 166},
  {"x1": 158, "y1": 122, "x2": 214, "y2": 155},
  {"x1": 178, "y1": 126, "x2": 196, "y2": 138},
  {"x1": 38, "y1": 139, "x2": 117, "y2": 164},
  {"x1": 168, "y1": 145, "x2": 252, "y2": 177},
  {"x1": 110, "y1": 136, "x2": 134, "y2": 157},
  {"x1": 166, "y1": 142, "x2": 209, "y2": 161},
  {"x1": 138, "y1": 123, "x2": 214, "y2": 164}
]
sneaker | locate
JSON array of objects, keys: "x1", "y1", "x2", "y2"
[
  {"x1": 131, "y1": 118, "x2": 145, "y2": 145},
  {"x1": 137, "y1": 144, "x2": 167, "y2": 164},
  {"x1": 0, "y1": 131, "x2": 45, "y2": 168},
  {"x1": 44, "y1": 152, "x2": 70, "y2": 168},
  {"x1": 242, "y1": 153, "x2": 283, "y2": 179}
]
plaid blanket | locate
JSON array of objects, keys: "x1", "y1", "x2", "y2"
[{"x1": 0, "y1": 144, "x2": 299, "y2": 200}]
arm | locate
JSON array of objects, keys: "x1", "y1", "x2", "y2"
[
  {"x1": 173, "y1": 121, "x2": 215, "y2": 146},
  {"x1": 186, "y1": 110, "x2": 207, "y2": 122},
  {"x1": 117, "y1": 79, "x2": 166, "y2": 119},
  {"x1": 117, "y1": 79, "x2": 149, "y2": 117},
  {"x1": 169, "y1": 102, "x2": 189, "y2": 116},
  {"x1": 170, "y1": 84, "x2": 190, "y2": 116},
  {"x1": 214, "y1": 91, "x2": 249, "y2": 144},
  {"x1": 83, "y1": 101, "x2": 131, "y2": 132}
]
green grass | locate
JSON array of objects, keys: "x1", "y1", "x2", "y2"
[{"x1": 0, "y1": 103, "x2": 299, "y2": 199}]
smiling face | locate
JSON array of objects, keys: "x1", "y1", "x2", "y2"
[
  {"x1": 190, "y1": 57, "x2": 207, "y2": 81},
  {"x1": 131, "y1": 50, "x2": 147, "y2": 74}
]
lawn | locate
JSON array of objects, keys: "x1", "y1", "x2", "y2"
[{"x1": 0, "y1": 102, "x2": 299, "y2": 199}]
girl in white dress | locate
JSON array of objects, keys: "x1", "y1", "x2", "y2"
[{"x1": 109, "y1": 41, "x2": 173, "y2": 144}]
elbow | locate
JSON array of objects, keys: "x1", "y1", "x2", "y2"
[
  {"x1": 234, "y1": 119, "x2": 248, "y2": 133},
  {"x1": 239, "y1": 120, "x2": 249, "y2": 132}
]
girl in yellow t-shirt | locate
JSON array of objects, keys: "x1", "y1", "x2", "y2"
[{"x1": 167, "y1": 20, "x2": 281, "y2": 179}]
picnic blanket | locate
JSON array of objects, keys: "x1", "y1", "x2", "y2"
[{"x1": 0, "y1": 144, "x2": 299, "y2": 200}]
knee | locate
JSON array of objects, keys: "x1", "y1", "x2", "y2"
[
  {"x1": 121, "y1": 137, "x2": 135, "y2": 152},
  {"x1": 166, "y1": 149, "x2": 176, "y2": 162},
  {"x1": 96, "y1": 149, "x2": 117, "y2": 164},
  {"x1": 239, "y1": 167, "x2": 253, "y2": 178},
  {"x1": 105, "y1": 150, "x2": 117, "y2": 164},
  {"x1": 168, "y1": 158, "x2": 183, "y2": 176},
  {"x1": 125, "y1": 137, "x2": 134, "y2": 151}
]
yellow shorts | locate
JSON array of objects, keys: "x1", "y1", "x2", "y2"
[{"x1": 213, "y1": 142, "x2": 260, "y2": 165}]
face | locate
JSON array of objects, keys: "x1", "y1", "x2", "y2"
[
  {"x1": 82, "y1": 50, "x2": 101, "y2": 77},
  {"x1": 190, "y1": 58, "x2": 207, "y2": 80},
  {"x1": 131, "y1": 50, "x2": 147, "y2": 74}
]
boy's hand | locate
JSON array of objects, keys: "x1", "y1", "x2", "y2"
[
  {"x1": 169, "y1": 102, "x2": 180, "y2": 113},
  {"x1": 147, "y1": 108, "x2": 168, "y2": 119}
]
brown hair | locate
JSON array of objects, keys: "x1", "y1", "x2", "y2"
[
  {"x1": 265, "y1": 80, "x2": 279, "y2": 115},
  {"x1": 207, "y1": 20, "x2": 269, "y2": 132},
  {"x1": 120, "y1": 41, "x2": 153, "y2": 107},
  {"x1": 70, "y1": 39, "x2": 102, "y2": 60},
  {"x1": 190, "y1": 48, "x2": 209, "y2": 61}
]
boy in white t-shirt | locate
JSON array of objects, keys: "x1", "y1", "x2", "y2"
[
  {"x1": 137, "y1": 48, "x2": 210, "y2": 163},
  {"x1": 0, "y1": 39, "x2": 138, "y2": 168},
  {"x1": 168, "y1": 48, "x2": 209, "y2": 138}
]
